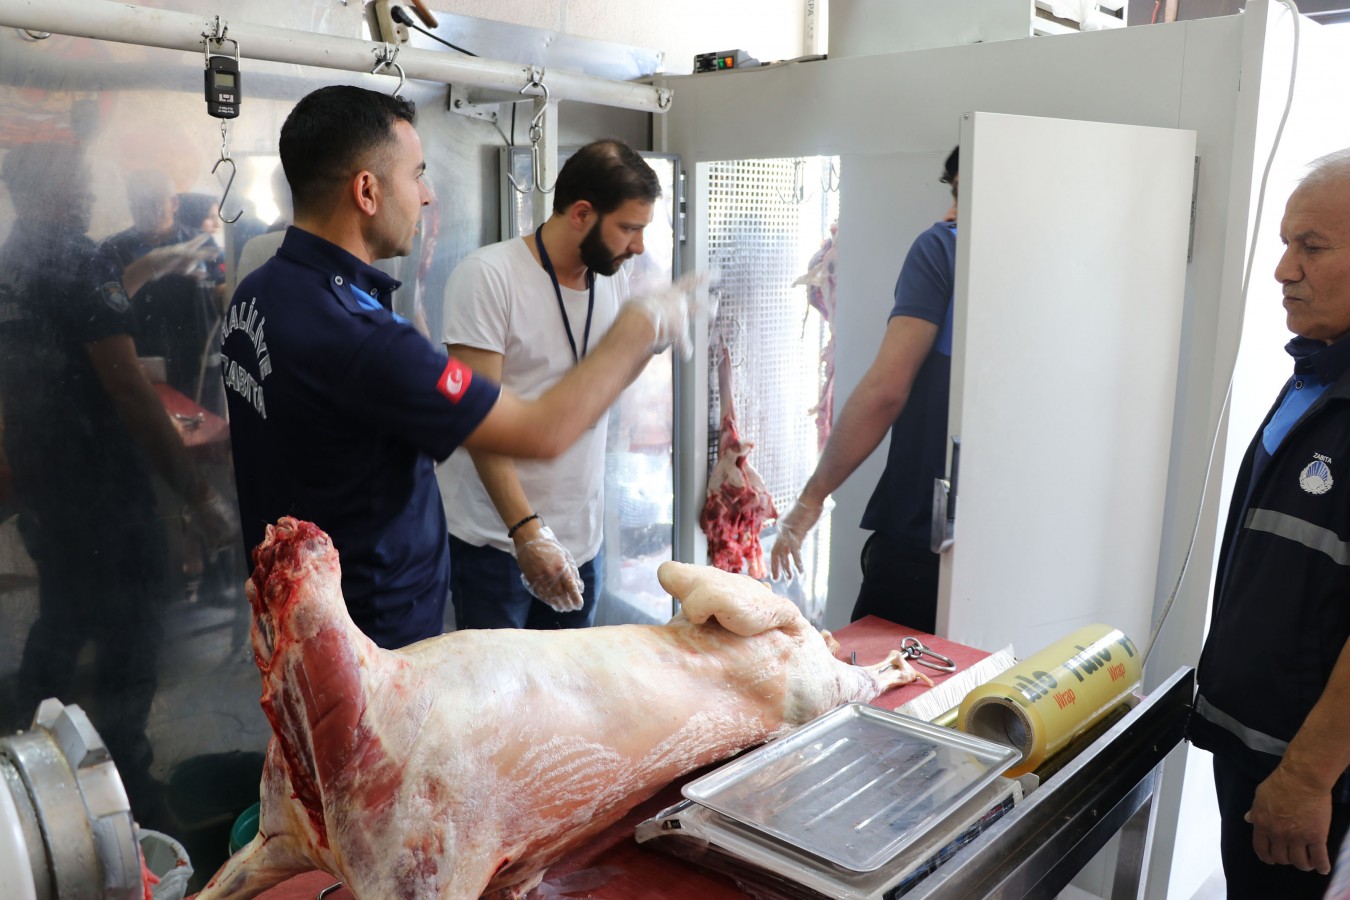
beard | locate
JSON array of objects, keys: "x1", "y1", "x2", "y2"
[{"x1": 578, "y1": 215, "x2": 629, "y2": 277}]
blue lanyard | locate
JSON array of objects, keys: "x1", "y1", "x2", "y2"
[{"x1": 534, "y1": 224, "x2": 594, "y2": 363}]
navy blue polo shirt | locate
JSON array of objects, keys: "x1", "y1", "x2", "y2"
[
  {"x1": 222, "y1": 227, "x2": 499, "y2": 649},
  {"x1": 860, "y1": 221, "x2": 957, "y2": 547}
]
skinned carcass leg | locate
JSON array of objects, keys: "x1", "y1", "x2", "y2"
[
  {"x1": 867, "y1": 649, "x2": 936, "y2": 691},
  {"x1": 193, "y1": 744, "x2": 324, "y2": 898}
]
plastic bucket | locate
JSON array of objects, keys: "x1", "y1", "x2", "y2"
[
  {"x1": 138, "y1": 828, "x2": 193, "y2": 900},
  {"x1": 229, "y1": 801, "x2": 261, "y2": 855}
]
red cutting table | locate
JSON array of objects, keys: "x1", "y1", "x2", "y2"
[
  {"x1": 222, "y1": 617, "x2": 990, "y2": 900},
  {"x1": 155, "y1": 383, "x2": 229, "y2": 450}
]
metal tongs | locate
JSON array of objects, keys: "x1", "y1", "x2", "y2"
[{"x1": 899, "y1": 636, "x2": 957, "y2": 672}]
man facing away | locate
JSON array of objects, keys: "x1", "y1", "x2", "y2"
[
  {"x1": 1189, "y1": 148, "x2": 1350, "y2": 899},
  {"x1": 439, "y1": 140, "x2": 658, "y2": 629},
  {"x1": 222, "y1": 86, "x2": 698, "y2": 649},
  {"x1": 770, "y1": 147, "x2": 959, "y2": 634}
]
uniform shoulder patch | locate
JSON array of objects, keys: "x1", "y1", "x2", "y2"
[
  {"x1": 437, "y1": 357, "x2": 473, "y2": 404},
  {"x1": 99, "y1": 281, "x2": 130, "y2": 314}
]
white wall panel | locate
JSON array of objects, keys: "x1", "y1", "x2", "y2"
[{"x1": 942, "y1": 111, "x2": 1196, "y2": 656}]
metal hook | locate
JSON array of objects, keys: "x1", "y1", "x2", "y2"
[
  {"x1": 202, "y1": 16, "x2": 238, "y2": 64},
  {"x1": 213, "y1": 125, "x2": 242, "y2": 224},
  {"x1": 899, "y1": 636, "x2": 957, "y2": 672},
  {"x1": 316, "y1": 884, "x2": 344, "y2": 899},
  {"x1": 822, "y1": 158, "x2": 840, "y2": 193},
  {"x1": 371, "y1": 44, "x2": 405, "y2": 97},
  {"x1": 776, "y1": 158, "x2": 808, "y2": 205},
  {"x1": 507, "y1": 70, "x2": 556, "y2": 195}
]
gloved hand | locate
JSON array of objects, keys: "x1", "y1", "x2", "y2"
[
  {"x1": 627, "y1": 270, "x2": 710, "y2": 360},
  {"x1": 187, "y1": 486, "x2": 239, "y2": 551},
  {"x1": 769, "y1": 497, "x2": 825, "y2": 581},
  {"x1": 514, "y1": 525, "x2": 585, "y2": 613},
  {"x1": 146, "y1": 233, "x2": 219, "y2": 282}
]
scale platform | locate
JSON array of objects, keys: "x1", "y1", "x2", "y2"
[
  {"x1": 636, "y1": 702, "x2": 1023, "y2": 899},
  {"x1": 638, "y1": 668, "x2": 1196, "y2": 900}
]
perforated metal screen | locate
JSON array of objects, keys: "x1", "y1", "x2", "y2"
[{"x1": 703, "y1": 157, "x2": 839, "y2": 621}]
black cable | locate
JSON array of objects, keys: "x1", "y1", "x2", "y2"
[{"x1": 390, "y1": 7, "x2": 478, "y2": 56}]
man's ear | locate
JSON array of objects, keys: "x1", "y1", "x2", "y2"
[
  {"x1": 567, "y1": 199, "x2": 596, "y2": 232},
  {"x1": 351, "y1": 170, "x2": 380, "y2": 218}
]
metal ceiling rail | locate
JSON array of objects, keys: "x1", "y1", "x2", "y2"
[{"x1": 0, "y1": 0, "x2": 673, "y2": 114}]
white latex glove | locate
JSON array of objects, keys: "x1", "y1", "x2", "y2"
[
  {"x1": 514, "y1": 525, "x2": 585, "y2": 613},
  {"x1": 145, "y1": 233, "x2": 218, "y2": 281},
  {"x1": 187, "y1": 487, "x2": 239, "y2": 551},
  {"x1": 769, "y1": 497, "x2": 824, "y2": 581},
  {"x1": 627, "y1": 270, "x2": 710, "y2": 360}
]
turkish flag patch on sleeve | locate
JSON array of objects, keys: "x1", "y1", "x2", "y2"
[{"x1": 437, "y1": 357, "x2": 473, "y2": 403}]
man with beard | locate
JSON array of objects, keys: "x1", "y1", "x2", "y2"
[{"x1": 439, "y1": 140, "x2": 658, "y2": 629}]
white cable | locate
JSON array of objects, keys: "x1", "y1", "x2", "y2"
[{"x1": 1142, "y1": 0, "x2": 1301, "y2": 668}]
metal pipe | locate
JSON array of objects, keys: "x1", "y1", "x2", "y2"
[{"x1": 0, "y1": 0, "x2": 672, "y2": 113}]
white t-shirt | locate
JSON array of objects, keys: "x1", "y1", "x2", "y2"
[
  {"x1": 436, "y1": 237, "x2": 627, "y2": 562},
  {"x1": 233, "y1": 230, "x2": 285, "y2": 294}
]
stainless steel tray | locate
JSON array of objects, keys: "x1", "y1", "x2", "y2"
[{"x1": 682, "y1": 702, "x2": 1021, "y2": 873}]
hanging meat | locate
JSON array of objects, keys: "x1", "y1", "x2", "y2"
[
  {"x1": 700, "y1": 348, "x2": 779, "y2": 580},
  {"x1": 793, "y1": 221, "x2": 839, "y2": 452},
  {"x1": 196, "y1": 518, "x2": 927, "y2": 900}
]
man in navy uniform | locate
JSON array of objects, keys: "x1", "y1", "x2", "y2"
[
  {"x1": 771, "y1": 147, "x2": 959, "y2": 634},
  {"x1": 223, "y1": 86, "x2": 697, "y2": 649},
  {"x1": 1189, "y1": 149, "x2": 1350, "y2": 898},
  {"x1": 0, "y1": 141, "x2": 232, "y2": 825}
]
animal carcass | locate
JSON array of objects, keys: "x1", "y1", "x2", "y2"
[
  {"x1": 701, "y1": 349, "x2": 778, "y2": 579},
  {"x1": 197, "y1": 518, "x2": 927, "y2": 899}
]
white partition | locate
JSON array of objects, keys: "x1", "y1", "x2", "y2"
[{"x1": 941, "y1": 111, "x2": 1196, "y2": 655}]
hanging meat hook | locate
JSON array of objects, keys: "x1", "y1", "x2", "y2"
[
  {"x1": 371, "y1": 43, "x2": 406, "y2": 97},
  {"x1": 507, "y1": 69, "x2": 556, "y2": 195},
  {"x1": 212, "y1": 131, "x2": 243, "y2": 225},
  {"x1": 776, "y1": 158, "x2": 808, "y2": 205}
]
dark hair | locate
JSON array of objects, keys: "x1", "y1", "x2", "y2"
[
  {"x1": 2, "y1": 141, "x2": 84, "y2": 199},
  {"x1": 175, "y1": 192, "x2": 217, "y2": 231},
  {"x1": 552, "y1": 139, "x2": 660, "y2": 217},
  {"x1": 941, "y1": 146, "x2": 959, "y2": 185},
  {"x1": 279, "y1": 85, "x2": 417, "y2": 216}
]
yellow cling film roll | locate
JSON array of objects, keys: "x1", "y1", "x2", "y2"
[{"x1": 956, "y1": 624, "x2": 1141, "y2": 777}]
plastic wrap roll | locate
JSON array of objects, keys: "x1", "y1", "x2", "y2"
[{"x1": 956, "y1": 624, "x2": 1141, "y2": 776}]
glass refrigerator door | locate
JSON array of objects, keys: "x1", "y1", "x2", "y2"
[{"x1": 502, "y1": 149, "x2": 681, "y2": 624}]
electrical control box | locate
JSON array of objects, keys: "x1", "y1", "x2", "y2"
[{"x1": 693, "y1": 50, "x2": 759, "y2": 73}]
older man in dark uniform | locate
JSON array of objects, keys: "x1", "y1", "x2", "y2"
[{"x1": 1190, "y1": 148, "x2": 1350, "y2": 899}]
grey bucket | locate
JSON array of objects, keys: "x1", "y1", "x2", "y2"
[{"x1": 138, "y1": 828, "x2": 194, "y2": 900}]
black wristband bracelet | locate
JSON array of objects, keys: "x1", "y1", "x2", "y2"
[{"x1": 507, "y1": 513, "x2": 542, "y2": 539}]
